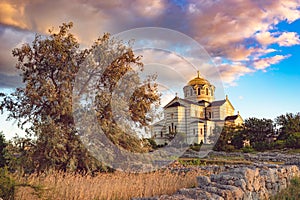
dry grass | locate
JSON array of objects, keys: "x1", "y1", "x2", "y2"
[{"x1": 14, "y1": 167, "x2": 206, "y2": 200}]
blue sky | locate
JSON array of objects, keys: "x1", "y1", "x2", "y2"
[{"x1": 0, "y1": 0, "x2": 300, "y2": 138}]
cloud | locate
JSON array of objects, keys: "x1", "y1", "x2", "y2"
[
  {"x1": 0, "y1": 0, "x2": 299, "y2": 88},
  {"x1": 253, "y1": 55, "x2": 290, "y2": 71},
  {"x1": 0, "y1": 26, "x2": 34, "y2": 75},
  {"x1": 256, "y1": 31, "x2": 300, "y2": 46},
  {"x1": 217, "y1": 63, "x2": 255, "y2": 86},
  {"x1": 0, "y1": 73, "x2": 22, "y2": 88}
]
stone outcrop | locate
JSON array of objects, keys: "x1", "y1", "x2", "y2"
[
  {"x1": 183, "y1": 150, "x2": 300, "y2": 166},
  {"x1": 134, "y1": 164, "x2": 300, "y2": 200}
]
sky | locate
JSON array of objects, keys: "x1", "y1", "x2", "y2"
[{"x1": 0, "y1": 0, "x2": 300, "y2": 139}]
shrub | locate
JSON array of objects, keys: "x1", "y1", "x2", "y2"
[
  {"x1": 271, "y1": 176, "x2": 300, "y2": 199},
  {"x1": 286, "y1": 132, "x2": 300, "y2": 148},
  {"x1": 241, "y1": 146, "x2": 255, "y2": 153},
  {"x1": 272, "y1": 140, "x2": 286, "y2": 149},
  {"x1": 0, "y1": 168, "x2": 15, "y2": 200},
  {"x1": 253, "y1": 141, "x2": 271, "y2": 151}
]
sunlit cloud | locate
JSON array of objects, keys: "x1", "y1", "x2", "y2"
[
  {"x1": 0, "y1": 0, "x2": 299, "y2": 87},
  {"x1": 253, "y1": 55, "x2": 290, "y2": 71},
  {"x1": 217, "y1": 63, "x2": 255, "y2": 86},
  {"x1": 256, "y1": 31, "x2": 300, "y2": 47}
]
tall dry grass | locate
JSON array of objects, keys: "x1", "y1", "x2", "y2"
[{"x1": 14, "y1": 167, "x2": 206, "y2": 200}]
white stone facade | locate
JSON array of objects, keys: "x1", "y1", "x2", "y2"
[{"x1": 152, "y1": 72, "x2": 243, "y2": 145}]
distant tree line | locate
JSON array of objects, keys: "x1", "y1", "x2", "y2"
[{"x1": 213, "y1": 112, "x2": 300, "y2": 152}]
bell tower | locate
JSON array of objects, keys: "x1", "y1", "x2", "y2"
[{"x1": 183, "y1": 71, "x2": 215, "y2": 102}]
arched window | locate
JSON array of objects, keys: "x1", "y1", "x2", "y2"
[
  {"x1": 198, "y1": 88, "x2": 201, "y2": 95},
  {"x1": 206, "y1": 88, "x2": 209, "y2": 95}
]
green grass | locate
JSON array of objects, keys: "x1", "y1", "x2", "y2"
[
  {"x1": 271, "y1": 177, "x2": 300, "y2": 200},
  {"x1": 178, "y1": 157, "x2": 252, "y2": 166}
]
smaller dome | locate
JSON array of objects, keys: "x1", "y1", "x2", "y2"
[{"x1": 187, "y1": 71, "x2": 209, "y2": 86}]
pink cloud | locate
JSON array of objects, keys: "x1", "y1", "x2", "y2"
[
  {"x1": 253, "y1": 55, "x2": 290, "y2": 71},
  {"x1": 217, "y1": 63, "x2": 254, "y2": 86},
  {"x1": 256, "y1": 31, "x2": 300, "y2": 46},
  {"x1": 0, "y1": 0, "x2": 299, "y2": 87}
]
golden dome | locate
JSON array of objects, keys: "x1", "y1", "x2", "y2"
[{"x1": 187, "y1": 71, "x2": 209, "y2": 86}]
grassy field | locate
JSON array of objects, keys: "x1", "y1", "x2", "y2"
[{"x1": 13, "y1": 167, "x2": 206, "y2": 200}]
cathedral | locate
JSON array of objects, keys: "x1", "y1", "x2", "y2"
[{"x1": 152, "y1": 71, "x2": 243, "y2": 145}]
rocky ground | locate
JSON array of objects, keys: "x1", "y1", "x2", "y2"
[{"x1": 133, "y1": 150, "x2": 300, "y2": 200}]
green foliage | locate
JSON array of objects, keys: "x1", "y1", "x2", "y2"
[
  {"x1": 241, "y1": 146, "x2": 255, "y2": 153},
  {"x1": 244, "y1": 117, "x2": 275, "y2": 144},
  {"x1": 0, "y1": 168, "x2": 15, "y2": 200},
  {"x1": 271, "y1": 176, "x2": 300, "y2": 200},
  {"x1": 178, "y1": 158, "x2": 206, "y2": 166},
  {"x1": 189, "y1": 142, "x2": 202, "y2": 152},
  {"x1": 212, "y1": 124, "x2": 243, "y2": 152},
  {"x1": 276, "y1": 113, "x2": 300, "y2": 139},
  {"x1": 272, "y1": 140, "x2": 286, "y2": 149},
  {"x1": 0, "y1": 22, "x2": 160, "y2": 173},
  {"x1": 286, "y1": 132, "x2": 300, "y2": 148},
  {"x1": 146, "y1": 138, "x2": 157, "y2": 149},
  {"x1": 0, "y1": 132, "x2": 7, "y2": 168}
]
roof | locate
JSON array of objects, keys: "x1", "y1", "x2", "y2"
[
  {"x1": 225, "y1": 115, "x2": 239, "y2": 121},
  {"x1": 187, "y1": 71, "x2": 210, "y2": 86},
  {"x1": 180, "y1": 98, "x2": 199, "y2": 105},
  {"x1": 165, "y1": 101, "x2": 184, "y2": 108},
  {"x1": 198, "y1": 100, "x2": 211, "y2": 104},
  {"x1": 163, "y1": 97, "x2": 199, "y2": 108},
  {"x1": 209, "y1": 100, "x2": 226, "y2": 107}
]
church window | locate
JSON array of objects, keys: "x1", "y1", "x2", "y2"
[
  {"x1": 171, "y1": 123, "x2": 174, "y2": 132},
  {"x1": 168, "y1": 126, "x2": 171, "y2": 133},
  {"x1": 160, "y1": 131, "x2": 163, "y2": 137},
  {"x1": 197, "y1": 88, "x2": 201, "y2": 95},
  {"x1": 200, "y1": 128, "x2": 203, "y2": 135},
  {"x1": 206, "y1": 88, "x2": 209, "y2": 95}
]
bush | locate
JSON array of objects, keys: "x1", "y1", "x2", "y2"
[
  {"x1": 253, "y1": 141, "x2": 271, "y2": 151},
  {"x1": 272, "y1": 140, "x2": 286, "y2": 149},
  {"x1": 224, "y1": 145, "x2": 236, "y2": 152},
  {"x1": 286, "y1": 132, "x2": 300, "y2": 148},
  {"x1": 271, "y1": 176, "x2": 300, "y2": 200},
  {"x1": 0, "y1": 168, "x2": 15, "y2": 200},
  {"x1": 241, "y1": 146, "x2": 255, "y2": 153}
]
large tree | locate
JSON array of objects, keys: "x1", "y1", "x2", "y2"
[
  {"x1": 0, "y1": 22, "x2": 160, "y2": 172},
  {"x1": 244, "y1": 117, "x2": 275, "y2": 144}
]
